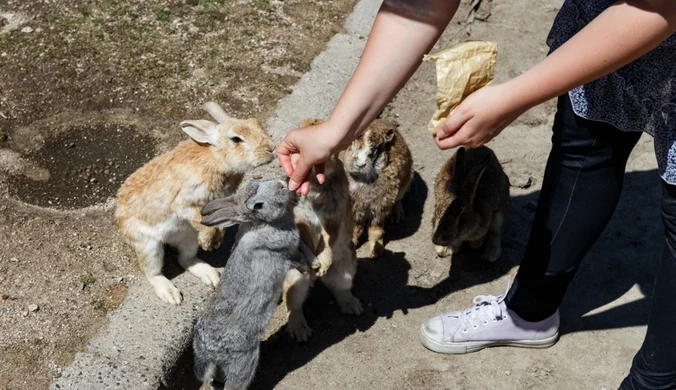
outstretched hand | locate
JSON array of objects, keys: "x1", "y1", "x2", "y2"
[
  {"x1": 434, "y1": 84, "x2": 526, "y2": 150},
  {"x1": 277, "y1": 122, "x2": 341, "y2": 195}
]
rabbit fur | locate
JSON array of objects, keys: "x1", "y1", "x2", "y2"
[
  {"x1": 432, "y1": 145, "x2": 510, "y2": 261},
  {"x1": 193, "y1": 179, "x2": 317, "y2": 390},
  {"x1": 115, "y1": 102, "x2": 275, "y2": 305},
  {"x1": 340, "y1": 118, "x2": 413, "y2": 258},
  {"x1": 282, "y1": 118, "x2": 364, "y2": 342}
]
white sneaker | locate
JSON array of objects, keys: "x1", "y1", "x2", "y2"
[{"x1": 419, "y1": 284, "x2": 560, "y2": 354}]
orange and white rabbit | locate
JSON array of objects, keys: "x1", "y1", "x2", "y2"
[{"x1": 115, "y1": 102, "x2": 275, "y2": 305}]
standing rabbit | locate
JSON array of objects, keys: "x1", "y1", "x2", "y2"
[
  {"x1": 193, "y1": 179, "x2": 317, "y2": 390},
  {"x1": 340, "y1": 119, "x2": 413, "y2": 258},
  {"x1": 432, "y1": 146, "x2": 510, "y2": 261},
  {"x1": 283, "y1": 118, "x2": 363, "y2": 342},
  {"x1": 115, "y1": 102, "x2": 275, "y2": 305}
]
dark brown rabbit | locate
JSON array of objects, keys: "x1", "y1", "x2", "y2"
[
  {"x1": 432, "y1": 146, "x2": 509, "y2": 261},
  {"x1": 340, "y1": 119, "x2": 414, "y2": 258}
]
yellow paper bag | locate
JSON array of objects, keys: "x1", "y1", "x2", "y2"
[{"x1": 423, "y1": 41, "x2": 498, "y2": 135}]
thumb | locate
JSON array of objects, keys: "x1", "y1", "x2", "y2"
[
  {"x1": 288, "y1": 157, "x2": 312, "y2": 191},
  {"x1": 436, "y1": 108, "x2": 470, "y2": 140},
  {"x1": 276, "y1": 136, "x2": 299, "y2": 177}
]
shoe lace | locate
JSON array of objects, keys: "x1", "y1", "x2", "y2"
[{"x1": 459, "y1": 280, "x2": 511, "y2": 332}]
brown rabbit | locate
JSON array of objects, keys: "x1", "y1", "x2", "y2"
[
  {"x1": 282, "y1": 119, "x2": 363, "y2": 342},
  {"x1": 340, "y1": 119, "x2": 413, "y2": 258},
  {"x1": 115, "y1": 102, "x2": 275, "y2": 305},
  {"x1": 432, "y1": 146, "x2": 509, "y2": 261}
]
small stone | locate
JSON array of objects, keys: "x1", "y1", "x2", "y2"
[
  {"x1": 0, "y1": 52, "x2": 6, "y2": 58},
  {"x1": 28, "y1": 304, "x2": 39, "y2": 312},
  {"x1": 116, "y1": 277, "x2": 124, "y2": 283},
  {"x1": 79, "y1": 282, "x2": 86, "y2": 290},
  {"x1": 90, "y1": 178, "x2": 97, "y2": 183},
  {"x1": 9, "y1": 257, "x2": 18, "y2": 262},
  {"x1": 513, "y1": 175, "x2": 533, "y2": 189},
  {"x1": 1, "y1": 294, "x2": 8, "y2": 300},
  {"x1": 69, "y1": 142, "x2": 76, "y2": 148},
  {"x1": 21, "y1": 311, "x2": 28, "y2": 317},
  {"x1": 21, "y1": 26, "x2": 34, "y2": 33},
  {"x1": 505, "y1": 370, "x2": 511, "y2": 376}
]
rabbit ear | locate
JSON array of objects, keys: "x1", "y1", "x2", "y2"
[
  {"x1": 462, "y1": 153, "x2": 492, "y2": 206},
  {"x1": 200, "y1": 196, "x2": 236, "y2": 216},
  {"x1": 447, "y1": 147, "x2": 466, "y2": 191},
  {"x1": 383, "y1": 128, "x2": 396, "y2": 145},
  {"x1": 180, "y1": 120, "x2": 219, "y2": 145},
  {"x1": 200, "y1": 205, "x2": 250, "y2": 228},
  {"x1": 203, "y1": 102, "x2": 231, "y2": 124},
  {"x1": 300, "y1": 118, "x2": 324, "y2": 128}
]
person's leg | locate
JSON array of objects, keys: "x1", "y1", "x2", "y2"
[
  {"x1": 619, "y1": 181, "x2": 676, "y2": 390},
  {"x1": 420, "y1": 93, "x2": 641, "y2": 354},
  {"x1": 504, "y1": 94, "x2": 642, "y2": 321}
]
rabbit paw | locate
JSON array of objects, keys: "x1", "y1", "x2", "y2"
[
  {"x1": 151, "y1": 277, "x2": 183, "y2": 306},
  {"x1": 434, "y1": 245, "x2": 451, "y2": 258},
  {"x1": 287, "y1": 314, "x2": 313, "y2": 342},
  {"x1": 483, "y1": 244, "x2": 502, "y2": 263},
  {"x1": 367, "y1": 241, "x2": 384, "y2": 258},
  {"x1": 187, "y1": 262, "x2": 222, "y2": 287},
  {"x1": 334, "y1": 290, "x2": 363, "y2": 315},
  {"x1": 315, "y1": 257, "x2": 332, "y2": 278},
  {"x1": 388, "y1": 202, "x2": 405, "y2": 224},
  {"x1": 198, "y1": 228, "x2": 224, "y2": 252},
  {"x1": 434, "y1": 241, "x2": 462, "y2": 258}
]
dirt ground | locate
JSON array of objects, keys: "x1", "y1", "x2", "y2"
[
  {"x1": 1, "y1": 0, "x2": 666, "y2": 390},
  {"x1": 186, "y1": 2, "x2": 662, "y2": 390},
  {"x1": 0, "y1": 1, "x2": 354, "y2": 389}
]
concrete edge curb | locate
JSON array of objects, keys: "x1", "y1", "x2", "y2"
[{"x1": 48, "y1": 1, "x2": 380, "y2": 389}]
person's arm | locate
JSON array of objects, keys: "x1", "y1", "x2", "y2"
[
  {"x1": 278, "y1": 0, "x2": 460, "y2": 194},
  {"x1": 436, "y1": 0, "x2": 676, "y2": 149}
]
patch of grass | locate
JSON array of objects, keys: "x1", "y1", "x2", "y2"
[
  {"x1": 0, "y1": 133, "x2": 8, "y2": 142},
  {"x1": 31, "y1": 339, "x2": 47, "y2": 347},
  {"x1": 90, "y1": 299, "x2": 106, "y2": 312},
  {"x1": 243, "y1": 29, "x2": 257, "y2": 37},
  {"x1": 79, "y1": 276, "x2": 96, "y2": 285},
  {"x1": 92, "y1": 17, "x2": 104, "y2": 25},
  {"x1": 266, "y1": 82, "x2": 283, "y2": 91},
  {"x1": 155, "y1": 9, "x2": 171, "y2": 22},
  {"x1": 198, "y1": 0, "x2": 224, "y2": 5}
]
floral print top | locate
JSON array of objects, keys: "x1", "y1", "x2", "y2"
[{"x1": 547, "y1": 0, "x2": 676, "y2": 183}]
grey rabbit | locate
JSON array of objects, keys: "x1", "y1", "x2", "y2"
[{"x1": 193, "y1": 179, "x2": 318, "y2": 390}]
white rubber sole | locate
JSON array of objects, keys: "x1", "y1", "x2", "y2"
[{"x1": 419, "y1": 323, "x2": 560, "y2": 355}]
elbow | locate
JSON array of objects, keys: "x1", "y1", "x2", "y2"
[
  {"x1": 380, "y1": 0, "x2": 461, "y2": 26},
  {"x1": 626, "y1": 0, "x2": 676, "y2": 25}
]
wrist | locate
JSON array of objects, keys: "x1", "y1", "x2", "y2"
[
  {"x1": 499, "y1": 76, "x2": 543, "y2": 115},
  {"x1": 325, "y1": 115, "x2": 358, "y2": 153}
]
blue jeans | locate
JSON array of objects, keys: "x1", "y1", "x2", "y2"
[{"x1": 504, "y1": 94, "x2": 676, "y2": 389}]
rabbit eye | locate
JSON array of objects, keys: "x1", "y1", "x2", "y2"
[
  {"x1": 253, "y1": 202, "x2": 264, "y2": 210},
  {"x1": 230, "y1": 136, "x2": 244, "y2": 144}
]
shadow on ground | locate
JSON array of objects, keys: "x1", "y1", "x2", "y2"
[{"x1": 165, "y1": 169, "x2": 663, "y2": 390}]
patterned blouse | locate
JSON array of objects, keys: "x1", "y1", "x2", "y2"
[{"x1": 547, "y1": 0, "x2": 676, "y2": 183}]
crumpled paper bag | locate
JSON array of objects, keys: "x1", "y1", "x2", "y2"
[{"x1": 423, "y1": 41, "x2": 498, "y2": 135}]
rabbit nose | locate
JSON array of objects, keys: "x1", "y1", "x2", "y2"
[{"x1": 356, "y1": 162, "x2": 367, "y2": 169}]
